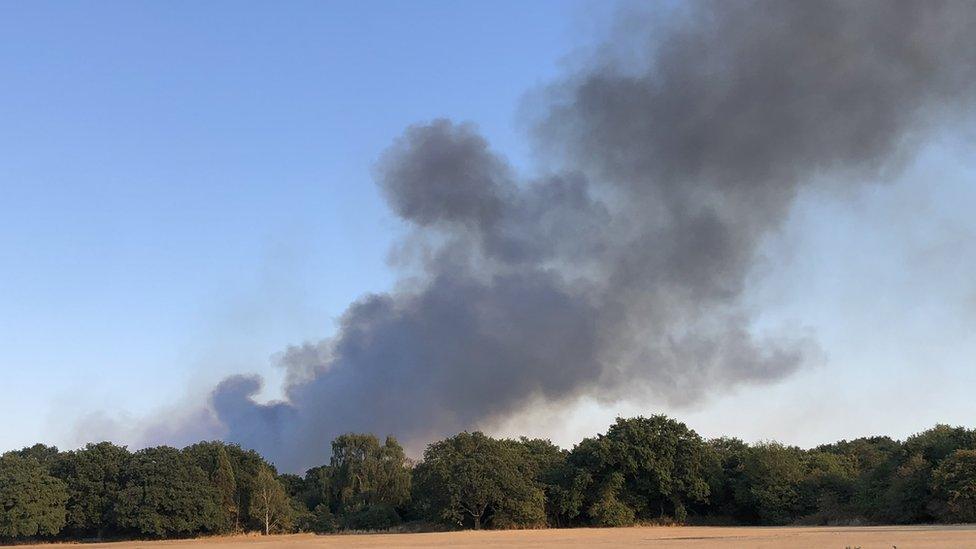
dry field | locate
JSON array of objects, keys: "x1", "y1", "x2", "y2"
[{"x1": 21, "y1": 525, "x2": 976, "y2": 549}]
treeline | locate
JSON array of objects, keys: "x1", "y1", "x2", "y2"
[{"x1": 2, "y1": 415, "x2": 976, "y2": 542}]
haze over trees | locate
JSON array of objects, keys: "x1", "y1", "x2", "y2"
[{"x1": 2, "y1": 415, "x2": 976, "y2": 542}]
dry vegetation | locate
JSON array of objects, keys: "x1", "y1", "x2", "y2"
[{"x1": 21, "y1": 525, "x2": 976, "y2": 549}]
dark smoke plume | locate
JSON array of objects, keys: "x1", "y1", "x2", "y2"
[{"x1": 177, "y1": 1, "x2": 976, "y2": 471}]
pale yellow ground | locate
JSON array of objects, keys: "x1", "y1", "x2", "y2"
[{"x1": 23, "y1": 525, "x2": 976, "y2": 548}]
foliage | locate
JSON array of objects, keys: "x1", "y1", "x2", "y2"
[
  {"x1": 303, "y1": 503, "x2": 338, "y2": 533},
  {"x1": 330, "y1": 434, "x2": 411, "y2": 520},
  {"x1": 565, "y1": 416, "x2": 710, "y2": 524},
  {"x1": 115, "y1": 446, "x2": 222, "y2": 538},
  {"x1": 796, "y1": 451, "x2": 859, "y2": 523},
  {"x1": 735, "y1": 442, "x2": 805, "y2": 525},
  {"x1": 881, "y1": 452, "x2": 933, "y2": 523},
  {"x1": 0, "y1": 454, "x2": 68, "y2": 539},
  {"x1": 587, "y1": 472, "x2": 635, "y2": 526},
  {"x1": 931, "y1": 449, "x2": 976, "y2": 523},
  {"x1": 249, "y1": 466, "x2": 290, "y2": 535},
  {"x1": 7, "y1": 444, "x2": 61, "y2": 469},
  {"x1": 412, "y1": 432, "x2": 545, "y2": 529},
  {"x1": 299, "y1": 465, "x2": 333, "y2": 511},
  {"x1": 51, "y1": 441, "x2": 130, "y2": 537},
  {"x1": 2, "y1": 416, "x2": 976, "y2": 539},
  {"x1": 182, "y1": 441, "x2": 238, "y2": 532},
  {"x1": 342, "y1": 503, "x2": 400, "y2": 530},
  {"x1": 220, "y1": 443, "x2": 275, "y2": 532}
]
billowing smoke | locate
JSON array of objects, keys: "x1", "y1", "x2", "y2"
[{"x1": 177, "y1": 1, "x2": 976, "y2": 471}]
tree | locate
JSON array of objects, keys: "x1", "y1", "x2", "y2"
[
  {"x1": 51, "y1": 441, "x2": 130, "y2": 537},
  {"x1": 0, "y1": 454, "x2": 68, "y2": 539},
  {"x1": 306, "y1": 503, "x2": 337, "y2": 533},
  {"x1": 116, "y1": 446, "x2": 221, "y2": 537},
  {"x1": 331, "y1": 434, "x2": 411, "y2": 509},
  {"x1": 796, "y1": 451, "x2": 859, "y2": 523},
  {"x1": 882, "y1": 453, "x2": 934, "y2": 524},
  {"x1": 7, "y1": 444, "x2": 61, "y2": 469},
  {"x1": 182, "y1": 442, "x2": 238, "y2": 532},
  {"x1": 520, "y1": 439, "x2": 587, "y2": 527},
  {"x1": 412, "y1": 432, "x2": 545, "y2": 529},
  {"x1": 735, "y1": 442, "x2": 805, "y2": 525},
  {"x1": 218, "y1": 443, "x2": 274, "y2": 532},
  {"x1": 931, "y1": 449, "x2": 976, "y2": 523},
  {"x1": 701, "y1": 437, "x2": 749, "y2": 520},
  {"x1": 299, "y1": 465, "x2": 333, "y2": 511},
  {"x1": 249, "y1": 466, "x2": 290, "y2": 535},
  {"x1": 587, "y1": 472, "x2": 635, "y2": 526},
  {"x1": 568, "y1": 416, "x2": 710, "y2": 523},
  {"x1": 818, "y1": 436, "x2": 901, "y2": 521},
  {"x1": 905, "y1": 425, "x2": 976, "y2": 464}
]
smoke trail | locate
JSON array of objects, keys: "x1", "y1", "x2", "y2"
[{"x1": 175, "y1": 0, "x2": 976, "y2": 471}]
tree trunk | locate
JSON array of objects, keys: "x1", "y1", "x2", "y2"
[
  {"x1": 473, "y1": 514, "x2": 481, "y2": 530},
  {"x1": 265, "y1": 507, "x2": 270, "y2": 535}
]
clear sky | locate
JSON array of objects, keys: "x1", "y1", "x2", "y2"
[{"x1": 2, "y1": 1, "x2": 974, "y2": 455}]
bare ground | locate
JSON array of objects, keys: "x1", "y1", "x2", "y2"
[{"x1": 18, "y1": 525, "x2": 976, "y2": 548}]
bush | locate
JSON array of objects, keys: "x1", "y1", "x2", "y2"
[{"x1": 342, "y1": 504, "x2": 400, "y2": 531}]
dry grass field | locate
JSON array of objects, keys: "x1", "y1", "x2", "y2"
[{"x1": 21, "y1": 525, "x2": 976, "y2": 549}]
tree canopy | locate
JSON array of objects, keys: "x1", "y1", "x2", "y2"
[
  {"x1": 412, "y1": 432, "x2": 546, "y2": 529},
  {"x1": 1, "y1": 417, "x2": 975, "y2": 541},
  {"x1": 0, "y1": 454, "x2": 68, "y2": 539}
]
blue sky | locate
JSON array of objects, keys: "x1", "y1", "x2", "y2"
[
  {"x1": 2, "y1": 1, "x2": 975, "y2": 454},
  {"x1": 0, "y1": 0, "x2": 592, "y2": 449}
]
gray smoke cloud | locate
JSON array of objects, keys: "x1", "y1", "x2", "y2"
[{"x1": 176, "y1": 0, "x2": 976, "y2": 471}]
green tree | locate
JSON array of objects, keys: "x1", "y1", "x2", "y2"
[
  {"x1": 306, "y1": 503, "x2": 337, "y2": 533},
  {"x1": 796, "y1": 451, "x2": 858, "y2": 523},
  {"x1": 735, "y1": 442, "x2": 805, "y2": 525},
  {"x1": 882, "y1": 453, "x2": 934, "y2": 524},
  {"x1": 329, "y1": 434, "x2": 411, "y2": 528},
  {"x1": 587, "y1": 472, "x2": 635, "y2": 526},
  {"x1": 521, "y1": 439, "x2": 590, "y2": 527},
  {"x1": 219, "y1": 443, "x2": 274, "y2": 532},
  {"x1": 116, "y1": 446, "x2": 221, "y2": 537},
  {"x1": 931, "y1": 449, "x2": 976, "y2": 523},
  {"x1": 0, "y1": 454, "x2": 68, "y2": 539},
  {"x1": 182, "y1": 442, "x2": 238, "y2": 532},
  {"x1": 569, "y1": 416, "x2": 710, "y2": 523},
  {"x1": 701, "y1": 437, "x2": 749, "y2": 520},
  {"x1": 331, "y1": 434, "x2": 411, "y2": 508},
  {"x1": 538, "y1": 461, "x2": 589, "y2": 527},
  {"x1": 249, "y1": 466, "x2": 290, "y2": 535},
  {"x1": 51, "y1": 442, "x2": 130, "y2": 537},
  {"x1": 412, "y1": 432, "x2": 545, "y2": 529},
  {"x1": 299, "y1": 465, "x2": 333, "y2": 511},
  {"x1": 817, "y1": 436, "x2": 901, "y2": 521},
  {"x1": 7, "y1": 444, "x2": 61, "y2": 469},
  {"x1": 905, "y1": 425, "x2": 976, "y2": 464},
  {"x1": 563, "y1": 436, "x2": 634, "y2": 526}
]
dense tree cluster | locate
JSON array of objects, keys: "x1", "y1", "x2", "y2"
[{"x1": 2, "y1": 416, "x2": 975, "y2": 542}]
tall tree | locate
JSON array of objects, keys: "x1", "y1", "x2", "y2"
[
  {"x1": 735, "y1": 442, "x2": 805, "y2": 525},
  {"x1": 0, "y1": 454, "x2": 68, "y2": 539},
  {"x1": 220, "y1": 443, "x2": 273, "y2": 532},
  {"x1": 249, "y1": 466, "x2": 289, "y2": 535},
  {"x1": 569, "y1": 416, "x2": 710, "y2": 523},
  {"x1": 300, "y1": 465, "x2": 333, "y2": 511},
  {"x1": 412, "y1": 432, "x2": 544, "y2": 529},
  {"x1": 51, "y1": 442, "x2": 130, "y2": 537},
  {"x1": 931, "y1": 449, "x2": 976, "y2": 523},
  {"x1": 331, "y1": 434, "x2": 411, "y2": 509},
  {"x1": 115, "y1": 446, "x2": 221, "y2": 538},
  {"x1": 183, "y1": 442, "x2": 238, "y2": 532}
]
